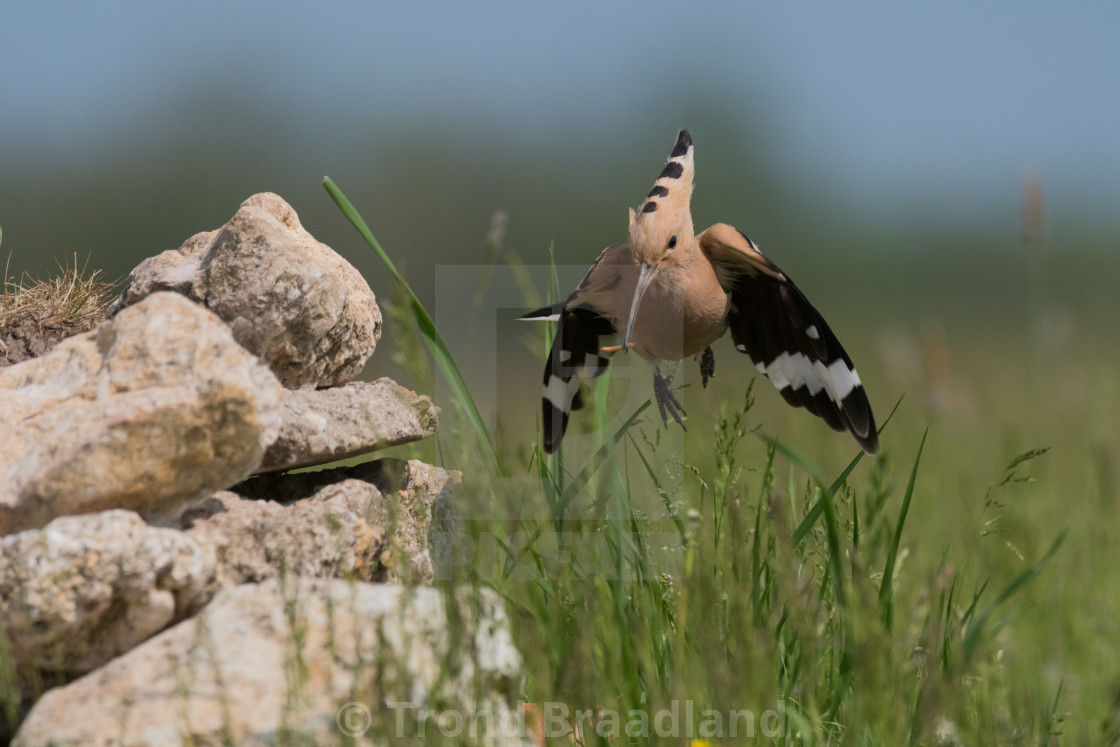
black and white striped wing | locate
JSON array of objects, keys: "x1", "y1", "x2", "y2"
[
  {"x1": 520, "y1": 304, "x2": 616, "y2": 453},
  {"x1": 699, "y1": 223, "x2": 878, "y2": 454}
]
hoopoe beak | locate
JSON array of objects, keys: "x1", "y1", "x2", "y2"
[{"x1": 622, "y1": 262, "x2": 659, "y2": 352}]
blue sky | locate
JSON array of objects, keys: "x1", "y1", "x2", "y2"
[{"x1": 3, "y1": 2, "x2": 1119, "y2": 226}]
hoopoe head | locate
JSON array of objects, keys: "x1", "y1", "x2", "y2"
[
  {"x1": 627, "y1": 129, "x2": 696, "y2": 266},
  {"x1": 622, "y1": 130, "x2": 696, "y2": 348}
]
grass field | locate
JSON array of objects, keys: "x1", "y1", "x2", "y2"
[{"x1": 347, "y1": 172, "x2": 1119, "y2": 744}]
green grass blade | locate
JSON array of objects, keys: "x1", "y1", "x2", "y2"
[
  {"x1": 962, "y1": 529, "x2": 1066, "y2": 661},
  {"x1": 759, "y1": 433, "x2": 846, "y2": 607},
  {"x1": 626, "y1": 430, "x2": 686, "y2": 538},
  {"x1": 791, "y1": 394, "x2": 904, "y2": 545},
  {"x1": 322, "y1": 177, "x2": 497, "y2": 467},
  {"x1": 1044, "y1": 679, "x2": 1065, "y2": 743},
  {"x1": 558, "y1": 400, "x2": 652, "y2": 516},
  {"x1": 879, "y1": 427, "x2": 928, "y2": 629},
  {"x1": 851, "y1": 488, "x2": 860, "y2": 580}
]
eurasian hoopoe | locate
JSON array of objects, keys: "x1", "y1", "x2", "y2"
[{"x1": 522, "y1": 130, "x2": 878, "y2": 455}]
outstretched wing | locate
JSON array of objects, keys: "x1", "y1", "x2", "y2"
[
  {"x1": 699, "y1": 223, "x2": 878, "y2": 454},
  {"x1": 520, "y1": 245, "x2": 628, "y2": 453},
  {"x1": 520, "y1": 305, "x2": 616, "y2": 453}
]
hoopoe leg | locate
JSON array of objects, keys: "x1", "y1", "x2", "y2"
[
  {"x1": 652, "y1": 364, "x2": 687, "y2": 430},
  {"x1": 700, "y1": 346, "x2": 715, "y2": 389}
]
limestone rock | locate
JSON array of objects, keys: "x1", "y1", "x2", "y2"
[
  {"x1": 13, "y1": 579, "x2": 527, "y2": 747},
  {"x1": 108, "y1": 192, "x2": 382, "y2": 389},
  {"x1": 175, "y1": 489, "x2": 387, "y2": 588},
  {"x1": 0, "y1": 510, "x2": 215, "y2": 681},
  {"x1": 259, "y1": 378, "x2": 439, "y2": 472},
  {"x1": 235, "y1": 458, "x2": 462, "y2": 584},
  {"x1": 0, "y1": 293, "x2": 283, "y2": 536}
]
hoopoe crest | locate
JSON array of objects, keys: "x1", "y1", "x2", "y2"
[{"x1": 522, "y1": 130, "x2": 878, "y2": 455}]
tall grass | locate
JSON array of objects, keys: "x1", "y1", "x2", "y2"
[{"x1": 328, "y1": 184, "x2": 1070, "y2": 745}]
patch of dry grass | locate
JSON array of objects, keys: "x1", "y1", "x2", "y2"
[
  {"x1": 1, "y1": 254, "x2": 117, "y2": 365},
  {"x1": 1, "y1": 255, "x2": 115, "y2": 329}
]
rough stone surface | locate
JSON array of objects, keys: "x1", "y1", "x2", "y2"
[
  {"x1": 174, "y1": 489, "x2": 387, "y2": 588},
  {"x1": 0, "y1": 510, "x2": 216, "y2": 680},
  {"x1": 13, "y1": 579, "x2": 527, "y2": 747},
  {"x1": 0, "y1": 293, "x2": 283, "y2": 536},
  {"x1": 235, "y1": 458, "x2": 462, "y2": 584},
  {"x1": 108, "y1": 192, "x2": 382, "y2": 389},
  {"x1": 259, "y1": 378, "x2": 440, "y2": 473}
]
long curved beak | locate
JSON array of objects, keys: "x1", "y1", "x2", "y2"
[{"x1": 622, "y1": 262, "x2": 659, "y2": 352}]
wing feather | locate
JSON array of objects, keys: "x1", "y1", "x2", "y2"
[
  {"x1": 520, "y1": 246, "x2": 628, "y2": 454},
  {"x1": 700, "y1": 223, "x2": 878, "y2": 453}
]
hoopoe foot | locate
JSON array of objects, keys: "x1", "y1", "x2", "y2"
[
  {"x1": 600, "y1": 342, "x2": 635, "y2": 354},
  {"x1": 700, "y1": 346, "x2": 715, "y2": 389},
  {"x1": 653, "y1": 367, "x2": 687, "y2": 430}
]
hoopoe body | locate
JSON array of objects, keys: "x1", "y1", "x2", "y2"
[
  {"x1": 568, "y1": 241, "x2": 730, "y2": 362},
  {"x1": 522, "y1": 130, "x2": 878, "y2": 455}
]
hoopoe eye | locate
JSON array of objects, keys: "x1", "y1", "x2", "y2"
[{"x1": 667, "y1": 236, "x2": 678, "y2": 249}]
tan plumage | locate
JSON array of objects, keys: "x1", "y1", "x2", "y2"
[{"x1": 522, "y1": 130, "x2": 878, "y2": 454}]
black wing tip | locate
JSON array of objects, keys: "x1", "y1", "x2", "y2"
[
  {"x1": 543, "y1": 430, "x2": 560, "y2": 454},
  {"x1": 848, "y1": 420, "x2": 880, "y2": 453},
  {"x1": 840, "y1": 386, "x2": 879, "y2": 455},
  {"x1": 671, "y1": 130, "x2": 693, "y2": 157},
  {"x1": 542, "y1": 399, "x2": 567, "y2": 454},
  {"x1": 844, "y1": 403, "x2": 879, "y2": 454},
  {"x1": 852, "y1": 408, "x2": 880, "y2": 455}
]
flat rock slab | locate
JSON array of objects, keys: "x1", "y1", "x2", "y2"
[
  {"x1": 13, "y1": 579, "x2": 527, "y2": 747},
  {"x1": 0, "y1": 292, "x2": 283, "y2": 536},
  {"x1": 258, "y1": 377, "x2": 440, "y2": 473},
  {"x1": 108, "y1": 192, "x2": 382, "y2": 389}
]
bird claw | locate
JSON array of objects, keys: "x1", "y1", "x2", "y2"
[{"x1": 653, "y1": 367, "x2": 687, "y2": 430}]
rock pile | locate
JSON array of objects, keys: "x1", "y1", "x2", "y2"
[{"x1": 0, "y1": 194, "x2": 524, "y2": 746}]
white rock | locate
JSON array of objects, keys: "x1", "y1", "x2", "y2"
[
  {"x1": 0, "y1": 510, "x2": 215, "y2": 679},
  {"x1": 13, "y1": 579, "x2": 528, "y2": 747},
  {"x1": 0, "y1": 293, "x2": 283, "y2": 536},
  {"x1": 108, "y1": 192, "x2": 382, "y2": 389}
]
